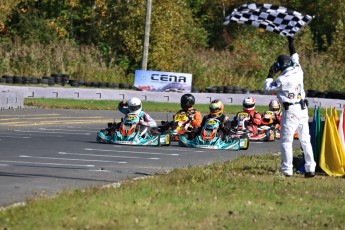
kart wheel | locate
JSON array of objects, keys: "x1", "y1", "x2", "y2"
[
  {"x1": 264, "y1": 130, "x2": 273, "y2": 142},
  {"x1": 165, "y1": 134, "x2": 171, "y2": 146},
  {"x1": 268, "y1": 129, "x2": 275, "y2": 142},
  {"x1": 97, "y1": 129, "x2": 110, "y2": 143},
  {"x1": 240, "y1": 136, "x2": 250, "y2": 150}
]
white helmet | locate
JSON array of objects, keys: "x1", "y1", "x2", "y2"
[
  {"x1": 242, "y1": 96, "x2": 255, "y2": 112},
  {"x1": 127, "y1": 97, "x2": 142, "y2": 115}
]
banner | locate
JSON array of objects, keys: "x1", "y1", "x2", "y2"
[{"x1": 134, "y1": 70, "x2": 192, "y2": 93}]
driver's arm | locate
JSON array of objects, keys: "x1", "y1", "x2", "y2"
[{"x1": 190, "y1": 111, "x2": 202, "y2": 128}]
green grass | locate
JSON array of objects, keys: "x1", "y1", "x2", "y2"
[
  {"x1": 24, "y1": 98, "x2": 336, "y2": 117},
  {"x1": 1, "y1": 153, "x2": 344, "y2": 229}
]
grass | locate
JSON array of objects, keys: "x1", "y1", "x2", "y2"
[
  {"x1": 24, "y1": 98, "x2": 335, "y2": 117},
  {"x1": 1, "y1": 153, "x2": 344, "y2": 229}
]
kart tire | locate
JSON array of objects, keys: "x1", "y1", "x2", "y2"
[
  {"x1": 265, "y1": 129, "x2": 275, "y2": 142},
  {"x1": 157, "y1": 137, "x2": 161, "y2": 147},
  {"x1": 241, "y1": 136, "x2": 250, "y2": 150}
]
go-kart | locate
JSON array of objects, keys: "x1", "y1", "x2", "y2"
[
  {"x1": 97, "y1": 113, "x2": 170, "y2": 146},
  {"x1": 178, "y1": 118, "x2": 249, "y2": 150},
  {"x1": 158, "y1": 110, "x2": 197, "y2": 141},
  {"x1": 230, "y1": 112, "x2": 275, "y2": 142},
  {"x1": 260, "y1": 110, "x2": 298, "y2": 140},
  {"x1": 260, "y1": 110, "x2": 280, "y2": 139}
]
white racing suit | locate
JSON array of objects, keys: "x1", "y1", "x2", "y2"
[
  {"x1": 264, "y1": 53, "x2": 316, "y2": 176},
  {"x1": 118, "y1": 105, "x2": 157, "y2": 136}
]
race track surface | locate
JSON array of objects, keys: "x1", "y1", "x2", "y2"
[{"x1": 0, "y1": 108, "x2": 285, "y2": 207}]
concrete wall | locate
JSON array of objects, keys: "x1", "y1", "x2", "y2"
[
  {"x1": 0, "y1": 90, "x2": 24, "y2": 109},
  {"x1": 1, "y1": 85, "x2": 344, "y2": 110}
]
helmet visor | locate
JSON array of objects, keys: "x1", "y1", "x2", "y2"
[
  {"x1": 210, "y1": 107, "x2": 221, "y2": 113},
  {"x1": 243, "y1": 104, "x2": 254, "y2": 109},
  {"x1": 128, "y1": 105, "x2": 141, "y2": 112}
]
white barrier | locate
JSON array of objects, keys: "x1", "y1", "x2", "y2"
[
  {"x1": 1, "y1": 85, "x2": 344, "y2": 109},
  {"x1": 0, "y1": 90, "x2": 24, "y2": 109}
]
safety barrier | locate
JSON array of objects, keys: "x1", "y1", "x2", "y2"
[
  {"x1": 1, "y1": 85, "x2": 344, "y2": 110},
  {"x1": 0, "y1": 90, "x2": 24, "y2": 109}
]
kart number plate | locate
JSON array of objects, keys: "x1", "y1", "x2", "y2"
[
  {"x1": 264, "y1": 111, "x2": 274, "y2": 116},
  {"x1": 237, "y1": 112, "x2": 249, "y2": 119},
  {"x1": 174, "y1": 113, "x2": 187, "y2": 122},
  {"x1": 126, "y1": 114, "x2": 138, "y2": 121}
]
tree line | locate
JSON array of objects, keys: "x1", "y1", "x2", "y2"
[{"x1": 0, "y1": 0, "x2": 344, "y2": 91}]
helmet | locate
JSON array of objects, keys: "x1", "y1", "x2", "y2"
[
  {"x1": 243, "y1": 96, "x2": 255, "y2": 112},
  {"x1": 127, "y1": 97, "x2": 142, "y2": 115},
  {"x1": 269, "y1": 100, "x2": 281, "y2": 112},
  {"x1": 209, "y1": 99, "x2": 224, "y2": 117},
  {"x1": 274, "y1": 54, "x2": 292, "y2": 71},
  {"x1": 180, "y1": 94, "x2": 195, "y2": 110}
]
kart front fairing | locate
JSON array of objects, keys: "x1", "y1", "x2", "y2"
[
  {"x1": 97, "y1": 129, "x2": 170, "y2": 146},
  {"x1": 97, "y1": 113, "x2": 170, "y2": 146},
  {"x1": 178, "y1": 134, "x2": 249, "y2": 150}
]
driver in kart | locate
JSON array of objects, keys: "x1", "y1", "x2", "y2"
[
  {"x1": 231, "y1": 96, "x2": 262, "y2": 135},
  {"x1": 266, "y1": 99, "x2": 299, "y2": 139},
  {"x1": 160, "y1": 93, "x2": 202, "y2": 139},
  {"x1": 268, "y1": 99, "x2": 282, "y2": 124},
  {"x1": 177, "y1": 93, "x2": 202, "y2": 128},
  {"x1": 118, "y1": 97, "x2": 157, "y2": 128},
  {"x1": 197, "y1": 99, "x2": 232, "y2": 140}
]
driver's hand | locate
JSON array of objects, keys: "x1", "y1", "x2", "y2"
[
  {"x1": 188, "y1": 115, "x2": 194, "y2": 121},
  {"x1": 139, "y1": 119, "x2": 146, "y2": 126},
  {"x1": 119, "y1": 100, "x2": 128, "y2": 107}
]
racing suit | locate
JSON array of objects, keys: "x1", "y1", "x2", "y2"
[
  {"x1": 178, "y1": 108, "x2": 202, "y2": 128},
  {"x1": 199, "y1": 114, "x2": 232, "y2": 140},
  {"x1": 169, "y1": 108, "x2": 202, "y2": 139},
  {"x1": 231, "y1": 110, "x2": 262, "y2": 134},
  {"x1": 118, "y1": 102, "x2": 157, "y2": 128},
  {"x1": 264, "y1": 38, "x2": 316, "y2": 176}
]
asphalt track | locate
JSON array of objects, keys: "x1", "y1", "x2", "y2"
[{"x1": 0, "y1": 107, "x2": 287, "y2": 207}]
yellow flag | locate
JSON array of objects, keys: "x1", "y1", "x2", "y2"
[
  {"x1": 319, "y1": 112, "x2": 345, "y2": 176},
  {"x1": 330, "y1": 108, "x2": 345, "y2": 167},
  {"x1": 334, "y1": 107, "x2": 339, "y2": 122}
]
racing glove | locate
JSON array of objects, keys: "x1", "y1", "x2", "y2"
[
  {"x1": 188, "y1": 114, "x2": 194, "y2": 121},
  {"x1": 119, "y1": 100, "x2": 128, "y2": 108},
  {"x1": 139, "y1": 118, "x2": 149, "y2": 127},
  {"x1": 266, "y1": 64, "x2": 277, "y2": 79}
]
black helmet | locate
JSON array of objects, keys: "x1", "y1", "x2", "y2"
[
  {"x1": 180, "y1": 94, "x2": 195, "y2": 109},
  {"x1": 274, "y1": 55, "x2": 292, "y2": 71}
]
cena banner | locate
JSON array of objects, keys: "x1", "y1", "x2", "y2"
[{"x1": 134, "y1": 70, "x2": 192, "y2": 93}]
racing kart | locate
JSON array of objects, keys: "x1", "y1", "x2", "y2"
[
  {"x1": 97, "y1": 113, "x2": 170, "y2": 146},
  {"x1": 158, "y1": 110, "x2": 197, "y2": 141},
  {"x1": 260, "y1": 110, "x2": 280, "y2": 139},
  {"x1": 260, "y1": 110, "x2": 298, "y2": 140},
  {"x1": 178, "y1": 118, "x2": 249, "y2": 150},
  {"x1": 230, "y1": 112, "x2": 275, "y2": 142}
]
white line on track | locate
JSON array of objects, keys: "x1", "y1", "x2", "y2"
[
  {"x1": 0, "y1": 136, "x2": 30, "y2": 139},
  {"x1": 0, "y1": 160, "x2": 94, "y2": 167},
  {"x1": 39, "y1": 127, "x2": 97, "y2": 132},
  {"x1": 84, "y1": 148, "x2": 179, "y2": 156},
  {"x1": 19, "y1": 155, "x2": 127, "y2": 164},
  {"x1": 58, "y1": 152, "x2": 159, "y2": 160},
  {"x1": 0, "y1": 163, "x2": 9, "y2": 166},
  {"x1": 14, "y1": 130, "x2": 91, "y2": 135},
  {"x1": 110, "y1": 145, "x2": 204, "y2": 152}
]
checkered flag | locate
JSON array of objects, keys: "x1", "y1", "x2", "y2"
[{"x1": 224, "y1": 3, "x2": 314, "y2": 37}]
